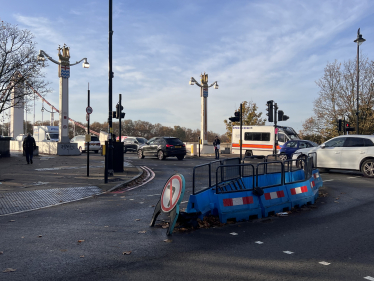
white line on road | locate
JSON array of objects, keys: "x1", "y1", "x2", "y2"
[
  {"x1": 324, "y1": 179, "x2": 334, "y2": 182},
  {"x1": 347, "y1": 176, "x2": 361, "y2": 179},
  {"x1": 181, "y1": 201, "x2": 189, "y2": 204},
  {"x1": 319, "y1": 261, "x2": 331, "y2": 265},
  {"x1": 255, "y1": 241, "x2": 264, "y2": 244},
  {"x1": 364, "y1": 277, "x2": 374, "y2": 281},
  {"x1": 283, "y1": 251, "x2": 294, "y2": 254}
]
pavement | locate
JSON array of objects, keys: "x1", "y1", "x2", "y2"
[{"x1": 0, "y1": 151, "x2": 143, "y2": 215}]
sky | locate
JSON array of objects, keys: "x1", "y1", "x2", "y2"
[{"x1": 1, "y1": 0, "x2": 374, "y2": 135}]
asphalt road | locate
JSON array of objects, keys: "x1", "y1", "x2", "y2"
[{"x1": 1, "y1": 153, "x2": 374, "y2": 281}]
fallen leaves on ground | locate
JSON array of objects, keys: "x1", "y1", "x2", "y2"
[
  {"x1": 3, "y1": 268, "x2": 16, "y2": 273},
  {"x1": 9, "y1": 220, "x2": 15, "y2": 222},
  {"x1": 163, "y1": 239, "x2": 172, "y2": 243},
  {"x1": 135, "y1": 219, "x2": 140, "y2": 221},
  {"x1": 138, "y1": 231, "x2": 146, "y2": 234},
  {"x1": 80, "y1": 255, "x2": 84, "y2": 258},
  {"x1": 78, "y1": 240, "x2": 85, "y2": 243},
  {"x1": 38, "y1": 235, "x2": 42, "y2": 238},
  {"x1": 123, "y1": 251, "x2": 131, "y2": 255},
  {"x1": 0, "y1": 251, "x2": 3, "y2": 255}
]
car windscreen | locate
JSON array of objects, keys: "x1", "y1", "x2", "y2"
[
  {"x1": 91, "y1": 136, "x2": 99, "y2": 141},
  {"x1": 136, "y1": 138, "x2": 146, "y2": 143},
  {"x1": 49, "y1": 134, "x2": 59, "y2": 139},
  {"x1": 165, "y1": 138, "x2": 183, "y2": 145}
]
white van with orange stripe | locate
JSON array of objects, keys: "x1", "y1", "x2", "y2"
[{"x1": 231, "y1": 126, "x2": 299, "y2": 156}]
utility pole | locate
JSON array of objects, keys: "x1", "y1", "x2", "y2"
[{"x1": 87, "y1": 84, "x2": 90, "y2": 177}]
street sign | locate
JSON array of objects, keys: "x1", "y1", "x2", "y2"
[
  {"x1": 161, "y1": 174, "x2": 184, "y2": 212},
  {"x1": 203, "y1": 88, "x2": 208, "y2": 98},
  {"x1": 86, "y1": 106, "x2": 93, "y2": 115},
  {"x1": 150, "y1": 173, "x2": 186, "y2": 235}
]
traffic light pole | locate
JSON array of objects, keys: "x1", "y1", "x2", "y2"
[
  {"x1": 107, "y1": 0, "x2": 114, "y2": 174},
  {"x1": 118, "y1": 94, "x2": 122, "y2": 142},
  {"x1": 273, "y1": 103, "x2": 278, "y2": 155},
  {"x1": 240, "y1": 103, "x2": 242, "y2": 160}
]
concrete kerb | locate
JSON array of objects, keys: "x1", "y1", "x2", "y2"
[{"x1": 106, "y1": 166, "x2": 144, "y2": 193}]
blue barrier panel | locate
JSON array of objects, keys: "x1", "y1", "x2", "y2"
[
  {"x1": 311, "y1": 169, "x2": 322, "y2": 200},
  {"x1": 215, "y1": 190, "x2": 262, "y2": 223},
  {"x1": 260, "y1": 184, "x2": 291, "y2": 217},
  {"x1": 186, "y1": 188, "x2": 216, "y2": 219},
  {"x1": 285, "y1": 170, "x2": 318, "y2": 208}
]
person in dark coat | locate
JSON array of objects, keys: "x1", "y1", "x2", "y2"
[
  {"x1": 23, "y1": 133, "x2": 36, "y2": 164},
  {"x1": 213, "y1": 136, "x2": 221, "y2": 160}
]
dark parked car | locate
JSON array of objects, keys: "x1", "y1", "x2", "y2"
[
  {"x1": 123, "y1": 137, "x2": 147, "y2": 153},
  {"x1": 137, "y1": 137, "x2": 186, "y2": 160},
  {"x1": 279, "y1": 140, "x2": 318, "y2": 160}
]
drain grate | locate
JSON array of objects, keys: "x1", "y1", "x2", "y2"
[{"x1": 0, "y1": 186, "x2": 102, "y2": 216}]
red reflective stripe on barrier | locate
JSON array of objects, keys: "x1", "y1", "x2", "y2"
[
  {"x1": 313, "y1": 172, "x2": 320, "y2": 179},
  {"x1": 223, "y1": 198, "x2": 233, "y2": 207},
  {"x1": 291, "y1": 186, "x2": 308, "y2": 195},
  {"x1": 243, "y1": 196, "x2": 254, "y2": 204},
  {"x1": 310, "y1": 181, "x2": 315, "y2": 188},
  {"x1": 264, "y1": 191, "x2": 285, "y2": 200},
  {"x1": 223, "y1": 196, "x2": 253, "y2": 207}
]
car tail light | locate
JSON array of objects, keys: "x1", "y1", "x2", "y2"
[
  {"x1": 166, "y1": 144, "x2": 173, "y2": 148},
  {"x1": 182, "y1": 144, "x2": 185, "y2": 147}
]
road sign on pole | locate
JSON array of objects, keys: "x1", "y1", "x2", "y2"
[{"x1": 86, "y1": 106, "x2": 93, "y2": 115}]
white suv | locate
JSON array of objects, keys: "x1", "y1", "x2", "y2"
[
  {"x1": 292, "y1": 135, "x2": 374, "y2": 177},
  {"x1": 70, "y1": 135, "x2": 101, "y2": 153}
]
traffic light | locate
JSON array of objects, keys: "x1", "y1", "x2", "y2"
[
  {"x1": 113, "y1": 104, "x2": 125, "y2": 119},
  {"x1": 229, "y1": 111, "x2": 240, "y2": 122},
  {"x1": 345, "y1": 122, "x2": 355, "y2": 132},
  {"x1": 338, "y1": 119, "x2": 343, "y2": 132},
  {"x1": 277, "y1": 110, "x2": 289, "y2": 121},
  {"x1": 266, "y1": 100, "x2": 274, "y2": 122}
]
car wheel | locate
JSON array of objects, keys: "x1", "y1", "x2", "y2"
[
  {"x1": 279, "y1": 154, "x2": 288, "y2": 161},
  {"x1": 361, "y1": 159, "x2": 374, "y2": 178},
  {"x1": 158, "y1": 150, "x2": 165, "y2": 160},
  {"x1": 137, "y1": 150, "x2": 144, "y2": 159},
  {"x1": 79, "y1": 146, "x2": 82, "y2": 153},
  {"x1": 177, "y1": 155, "x2": 184, "y2": 161},
  {"x1": 94, "y1": 150, "x2": 98, "y2": 154}
]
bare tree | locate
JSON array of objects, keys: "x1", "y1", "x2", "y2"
[
  {"x1": 0, "y1": 21, "x2": 49, "y2": 115},
  {"x1": 301, "y1": 57, "x2": 374, "y2": 140}
]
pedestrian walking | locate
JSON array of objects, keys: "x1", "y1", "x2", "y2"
[
  {"x1": 23, "y1": 133, "x2": 36, "y2": 164},
  {"x1": 213, "y1": 136, "x2": 220, "y2": 159}
]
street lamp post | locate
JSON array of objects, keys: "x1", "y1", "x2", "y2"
[
  {"x1": 189, "y1": 73, "x2": 218, "y2": 152},
  {"x1": 353, "y1": 28, "x2": 365, "y2": 135},
  {"x1": 38, "y1": 44, "x2": 90, "y2": 155}
]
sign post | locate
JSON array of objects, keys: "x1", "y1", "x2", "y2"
[
  {"x1": 86, "y1": 84, "x2": 91, "y2": 177},
  {"x1": 150, "y1": 174, "x2": 186, "y2": 235}
]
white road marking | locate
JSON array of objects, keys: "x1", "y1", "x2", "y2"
[
  {"x1": 283, "y1": 251, "x2": 294, "y2": 254},
  {"x1": 181, "y1": 201, "x2": 188, "y2": 204},
  {"x1": 230, "y1": 232, "x2": 238, "y2": 235},
  {"x1": 319, "y1": 261, "x2": 330, "y2": 265},
  {"x1": 324, "y1": 179, "x2": 334, "y2": 182},
  {"x1": 348, "y1": 176, "x2": 361, "y2": 179},
  {"x1": 364, "y1": 277, "x2": 374, "y2": 281},
  {"x1": 255, "y1": 241, "x2": 264, "y2": 244}
]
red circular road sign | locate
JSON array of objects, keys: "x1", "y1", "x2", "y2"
[
  {"x1": 160, "y1": 174, "x2": 185, "y2": 213},
  {"x1": 86, "y1": 106, "x2": 93, "y2": 114}
]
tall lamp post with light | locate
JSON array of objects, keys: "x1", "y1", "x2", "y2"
[
  {"x1": 354, "y1": 28, "x2": 365, "y2": 135},
  {"x1": 189, "y1": 73, "x2": 218, "y2": 152},
  {"x1": 38, "y1": 44, "x2": 90, "y2": 155}
]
